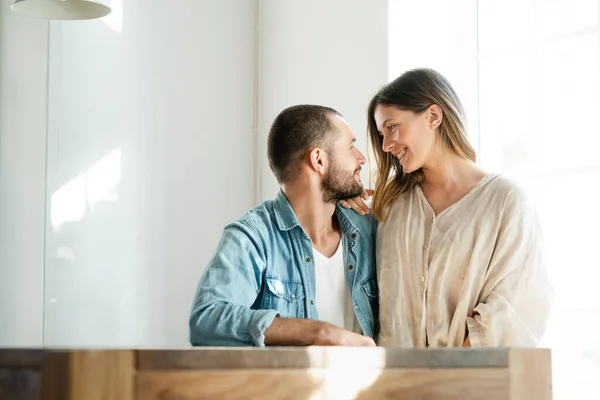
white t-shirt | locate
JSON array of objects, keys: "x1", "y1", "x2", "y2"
[{"x1": 313, "y1": 240, "x2": 361, "y2": 333}]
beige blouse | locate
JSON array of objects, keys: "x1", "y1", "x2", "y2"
[{"x1": 377, "y1": 173, "x2": 554, "y2": 347}]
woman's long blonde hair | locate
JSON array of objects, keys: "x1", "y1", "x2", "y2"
[{"x1": 368, "y1": 68, "x2": 476, "y2": 221}]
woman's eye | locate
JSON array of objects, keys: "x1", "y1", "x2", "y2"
[{"x1": 387, "y1": 124, "x2": 396, "y2": 131}]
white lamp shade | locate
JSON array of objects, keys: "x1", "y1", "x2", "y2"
[{"x1": 11, "y1": 0, "x2": 111, "y2": 20}]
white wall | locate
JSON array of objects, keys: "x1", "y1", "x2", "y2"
[
  {"x1": 257, "y1": 0, "x2": 389, "y2": 196},
  {"x1": 0, "y1": 0, "x2": 48, "y2": 347},
  {"x1": 0, "y1": 0, "x2": 389, "y2": 347},
  {"x1": 43, "y1": 0, "x2": 257, "y2": 347}
]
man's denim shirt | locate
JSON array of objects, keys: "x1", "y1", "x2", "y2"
[{"x1": 189, "y1": 190, "x2": 379, "y2": 346}]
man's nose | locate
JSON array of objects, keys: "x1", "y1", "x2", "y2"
[{"x1": 355, "y1": 149, "x2": 367, "y2": 165}]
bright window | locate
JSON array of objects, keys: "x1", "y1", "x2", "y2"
[{"x1": 389, "y1": 1, "x2": 600, "y2": 398}]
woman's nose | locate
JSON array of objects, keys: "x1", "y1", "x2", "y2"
[{"x1": 382, "y1": 136, "x2": 395, "y2": 153}]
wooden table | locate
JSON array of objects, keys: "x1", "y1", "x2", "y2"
[{"x1": 0, "y1": 347, "x2": 552, "y2": 399}]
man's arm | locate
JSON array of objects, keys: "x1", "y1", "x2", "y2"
[
  {"x1": 189, "y1": 220, "x2": 278, "y2": 346},
  {"x1": 265, "y1": 317, "x2": 376, "y2": 347}
]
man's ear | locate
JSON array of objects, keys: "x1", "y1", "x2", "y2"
[
  {"x1": 307, "y1": 148, "x2": 328, "y2": 174},
  {"x1": 428, "y1": 104, "x2": 443, "y2": 130}
]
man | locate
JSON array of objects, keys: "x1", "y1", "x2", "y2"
[{"x1": 189, "y1": 104, "x2": 378, "y2": 346}]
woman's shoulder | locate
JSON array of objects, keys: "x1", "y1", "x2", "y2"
[
  {"x1": 377, "y1": 186, "x2": 420, "y2": 228},
  {"x1": 482, "y1": 173, "x2": 536, "y2": 215},
  {"x1": 386, "y1": 186, "x2": 419, "y2": 208},
  {"x1": 484, "y1": 173, "x2": 528, "y2": 198}
]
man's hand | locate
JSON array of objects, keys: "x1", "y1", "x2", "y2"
[
  {"x1": 339, "y1": 188, "x2": 374, "y2": 216},
  {"x1": 264, "y1": 317, "x2": 376, "y2": 346},
  {"x1": 313, "y1": 322, "x2": 376, "y2": 347}
]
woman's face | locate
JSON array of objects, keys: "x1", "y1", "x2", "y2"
[{"x1": 373, "y1": 104, "x2": 442, "y2": 173}]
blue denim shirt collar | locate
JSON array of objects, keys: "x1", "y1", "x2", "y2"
[
  {"x1": 273, "y1": 190, "x2": 301, "y2": 231},
  {"x1": 273, "y1": 190, "x2": 360, "y2": 240}
]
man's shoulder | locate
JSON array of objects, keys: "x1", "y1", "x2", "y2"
[
  {"x1": 336, "y1": 205, "x2": 378, "y2": 235},
  {"x1": 226, "y1": 200, "x2": 278, "y2": 233}
]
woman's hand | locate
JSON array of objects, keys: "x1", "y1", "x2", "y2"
[{"x1": 339, "y1": 189, "x2": 374, "y2": 216}]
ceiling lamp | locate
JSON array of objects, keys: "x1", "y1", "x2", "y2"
[{"x1": 11, "y1": 0, "x2": 111, "y2": 21}]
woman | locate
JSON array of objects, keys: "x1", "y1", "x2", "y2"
[{"x1": 342, "y1": 68, "x2": 553, "y2": 347}]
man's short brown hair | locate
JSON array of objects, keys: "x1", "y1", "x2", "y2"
[{"x1": 267, "y1": 104, "x2": 341, "y2": 183}]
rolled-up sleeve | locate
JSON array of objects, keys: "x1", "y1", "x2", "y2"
[
  {"x1": 189, "y1": 220, "x2": 278, "y2": 346},
  {"x1": 466, "y1": 190, "x2": 554, "y2": 347}
]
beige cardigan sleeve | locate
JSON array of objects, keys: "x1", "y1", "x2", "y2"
[{"x1": 466, "y1": 188, "x2": 554, "y2": 347}]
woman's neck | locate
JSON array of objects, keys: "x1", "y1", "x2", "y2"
[{"x1": 421, "y1": 151, "x2": 484, "y2": 191}]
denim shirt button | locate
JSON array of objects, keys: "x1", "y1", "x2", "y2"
[
  {"x1": 348, "y1": 265, "x2": 354, "y2": 270},
  {"x1": 306, "y1": 257, "x2": 311, "y2": 262},
  {"x1": 351, "y1": 233, "x2": 356, "y2": 239},
  {"x1": 310, "y1": 300, "x2": 314, "y2": 305}
]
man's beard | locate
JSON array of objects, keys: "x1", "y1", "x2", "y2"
[{"x1": 322, "y1": 161, "x2": 364, "y2": 204}]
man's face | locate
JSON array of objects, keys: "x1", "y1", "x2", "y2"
[{"x1": 322, "y1": 115, "x2": 367, "y2": 203}]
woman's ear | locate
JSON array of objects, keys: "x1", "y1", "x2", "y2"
[{"x1": 428, "y1": 104, "x2": 443, "y2": 130}]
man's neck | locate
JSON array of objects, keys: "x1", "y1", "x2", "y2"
[{"x1": 281, "y1": 183, "x2": 339, "y2": 248}]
